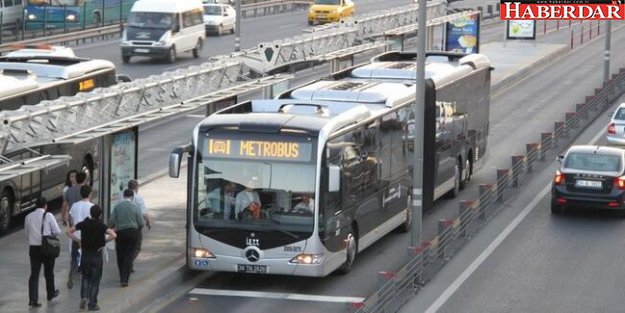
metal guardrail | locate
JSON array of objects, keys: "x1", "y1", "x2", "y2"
[
  {"x1": 0, "y1": 24, "x2": 121, "y2": 54},
  {"x1": 351, "y1": 67, "x2": 625, "y2": 313},
  {"x1": 241, "y1": 0, "x2": 448, "y2": 72}
]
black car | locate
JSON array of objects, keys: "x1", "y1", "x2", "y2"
[{"x1": 551, "y1": 145, "x2": 625, "y2": 215}]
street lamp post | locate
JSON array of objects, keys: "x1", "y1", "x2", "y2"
[
  {"x1": 411, "y1": 0, "x2": 427, "y2": 248},
  {"x1": 235, "y1": 0, "x2": 241, "y2": 52},
  {"x1": 604, "y1": 20, "x2": 611, "y2": 84}
]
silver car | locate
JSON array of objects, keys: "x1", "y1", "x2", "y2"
[{"x1": 607, "y1": 103, "x2": 625, "y2": 146}]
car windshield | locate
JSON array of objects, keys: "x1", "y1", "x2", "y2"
[
  {"x1": 204, "y1": 5, "x2": 221, "y2": 15},
  {"x1": 315, "y1": 0, "x2": 340, "y2": 5},
  {"x1": 564, "y1": 152, "x2": 621, "y2": 172}
]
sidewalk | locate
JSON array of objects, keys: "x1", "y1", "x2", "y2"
[{"x1": 0, "y1": 40, "x2": 568, "y2": 313}]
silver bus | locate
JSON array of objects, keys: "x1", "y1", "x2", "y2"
[
  {"x1": 0, "y1": 45, "x2": 128, "y2": 234},
  {"x1": 169, "y1": 52, "x2": 492, "y2": 276}
]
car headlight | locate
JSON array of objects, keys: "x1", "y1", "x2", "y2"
[
  {"x1": 66, "y1": 14, "x2": 76, "y2": 21},
  {"x1": 289, "y1": 254, "x2": 323, "y2": 264},
  {"x1": 28, "y1": 14, "x2": 37, "y2": 21}
]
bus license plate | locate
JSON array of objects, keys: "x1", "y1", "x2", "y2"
[
  {"x1": 135, "y1": 48, "x2": 150, "y2": 53},
  {"x1": 575, "y1": 180, "x2": 602, "y2": 188},
  {"x1": 237, "y1": 264, "x2": 267, "y2": 274}
]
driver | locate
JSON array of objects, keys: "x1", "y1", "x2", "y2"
[{"x1": 235, "y1": 178, "x2": 262, "y2": 220}]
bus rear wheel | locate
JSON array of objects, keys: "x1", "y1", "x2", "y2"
[
  {"x1": 122, "y1": 55, "x2": 130, "y2": 64},
  {"x1": 446, "y1": 161, "x2": 461, "y2": 199},
  {"x1": 460, "y1": 156, "x2": 471, "y2": 190},
  {"x1": 0, "y1": 190, "x2": 13, "y2": 235}
]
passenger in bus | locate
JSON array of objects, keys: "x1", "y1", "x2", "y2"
[
  {"x1": 223, "y1": 183, "x2": 236, "y2": 220},
  {"x1": 235, "y1": 179, "x2": 262, "y2": 220},
  {"x1": 205, "y1": 182, "x2": 236, "y2": 220},
  {"x1": 291, "y1": 194, "x2": 314, "y2": 214}
]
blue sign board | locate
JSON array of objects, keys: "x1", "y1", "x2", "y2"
[{"x1": 446, "y1": 13, "x2": 480, "y2": 54}]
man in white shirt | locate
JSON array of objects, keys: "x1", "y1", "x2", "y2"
[
  {"x1": 67, "y1": 185, "x2": 94, "y2": 289},
  {"x1": 235, "y1": 179, "x2": 261, "y2": 220},
  {"x1": 25, "y1": 197, "x2": 61, "y2": 307}
]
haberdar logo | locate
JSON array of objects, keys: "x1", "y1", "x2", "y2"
[{"x1": 500, "y1": 0, "x2": 625, "y2": 20}]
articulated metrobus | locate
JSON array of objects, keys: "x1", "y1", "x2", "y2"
[
  {"x1": 0, "y1": 45, "x2": 128, "y2": 234},
  {"x1": 286, "y1": 51, "x2": 493, "y2": 199},
  {"x1": 169, "y1": 52, "x2": 492, "y2": 276}
]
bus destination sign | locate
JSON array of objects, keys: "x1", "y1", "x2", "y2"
[{"x1": 207, "y1": 139, "x2": 312, "y2": 162}]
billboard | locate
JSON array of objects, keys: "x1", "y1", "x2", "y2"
[
  {"x1": 506, "y1": 20, "x2": 536, "y2": 40},
  {"x1": 446, "y1": 13, "x2": 480, "y2": 54}
]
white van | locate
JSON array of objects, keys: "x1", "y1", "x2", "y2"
[{"x1": 121, "y1": 0, "x2": 206, "y2": 63}]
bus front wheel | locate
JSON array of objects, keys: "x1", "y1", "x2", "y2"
[
  {"x1": 0, "y1": 189, "x2": 13, "y2": 234},
  {"x1": 337, "y1": 226, "x2": 357, "y2": 274},
  {"x1": 122, "y1": 55, "x2": 130, "y2": 64}
]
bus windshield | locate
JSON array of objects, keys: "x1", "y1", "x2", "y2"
[{"x1": 194, "y1": 135, "x2": 317, "y2": 234}]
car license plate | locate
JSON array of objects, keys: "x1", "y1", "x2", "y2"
[
  {"x1": 317, "y1": 14, "x2": 326, "y2": 18},
  {"x1": 237, "y1": 264, "x2": 267, "y2": 274},
  {"x1": 575, "y1": 180, "x2": 602, "y2": 188},
  {"x1": 135, "y1": 48, "x2": 149, "y2": 53}
]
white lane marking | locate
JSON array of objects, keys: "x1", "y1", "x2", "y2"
[
  {"x1": 425, "y1": 126, "x2": 605, "y2": 313},
  {"x1": 186, "y1": 114, "x2": 205, "y2": 118},
  {"x1": 189, "y1": 288, "x2": 365, "y2": 303},
  {"x1": 278, "y1": 23, "x2": 299, "y2": 30}
]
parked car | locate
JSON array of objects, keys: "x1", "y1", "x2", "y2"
[
  {"x1": 203, "y1": 3, "x2": 236, "y2": 35},
  {"x1": 606, "y1": 103, "x2": 625, "y2": 146},
  {"x1": 307, "y1": 0, "x2": 355, "y2": 26},
  {"x1": 551, "y1": 145, "x2": 625, "y2": 215}
]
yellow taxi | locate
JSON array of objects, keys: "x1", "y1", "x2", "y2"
[{"x1": 307, "y1": 0, "x2": 355, "y2": 25}]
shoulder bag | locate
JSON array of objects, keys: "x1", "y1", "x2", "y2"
[{"x1": 41, "y1": 212, "x2": 61, "y2": 258}]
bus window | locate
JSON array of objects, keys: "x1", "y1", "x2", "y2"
[{"x1": 4, "y1": 0, "x2": 12, "y2": 7}]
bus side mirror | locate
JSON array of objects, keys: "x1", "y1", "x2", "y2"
[
  {"x1": 169, "y1": 152, "x2": 182, "y2": 178},
  {"x1": 169, "y1": 143, "x2": 193, "y2": 178},
  {"x1": 556, "y1": 155, "x2": 564, "y2": 163},
  {"x1": 328, "y1": 165, "x2": 340, "y2": 192}
]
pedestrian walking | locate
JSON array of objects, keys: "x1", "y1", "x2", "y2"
[
  {"x1": 60, "y1": 169, "x2": 78, "y2": 227},
  {"x1": 128, "y1": 179, "x2": 152, "y2": 271},
  {"x1": 108, "y1": 189, "x2": 144, "y2": 287},
  {"x1": 67, "y1": 205, "x2": 116, "y2": 311},
  {"x1": 67, "y1": 184, "x2": 94, "y2": 289},
  {"x1": 25, "y1": 197, "x2": 61, "y2": 307}
]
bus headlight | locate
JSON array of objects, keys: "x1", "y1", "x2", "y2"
[
  {"x1": 290, "y1": 254, "x2": 322, "y2": 264},
  {"x1": 192, "y1": 248, "x2": 215, "y2": 259},
  {"x1": 28, "y1": 14, "x2": 37, "y2": 21},
  {"x1": 66, "y1": 14, "x2": 76, "y2": 21}
]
